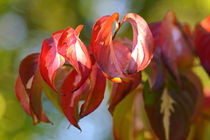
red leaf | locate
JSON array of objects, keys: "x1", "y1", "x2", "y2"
[
  {"x1": 194, "y1": 24, "x2": 210, "y2": 76},
  {"x1": 91, "y1": 13, "x2": 154, "y2": 82},
  {"x1": 39, "y1": 26, "x2": 92, "y2": 129},
  {"x1": 15, "y1": 75, "x2": 31, "y2": 115},
  {"x1": 15, "y1": 53, "x2": 50, "y2": 124},
  {"x1": 156, "y1": 11, "x2": 194, "y2": 80},
  {"x1": 39, "y1": 30, "x2": 65, "y2": 92},
  {"x1": 146, "y1": 52, "x2": 166, "y2": 90},
  {"x1": 149, "y1": 22, "x2": 161, "y2": 54},
  {"x1": 121, "y1": 13, "x2": 154, "y2": 74},
  {"x1": 201, "y1": 15, "x2": 210, "y2": 32},
  {"x1": 144, "y1": 72, "x2": 200, "y2": 140},
  {"x1": 61, "y1": 58, "x2": 106, "y2": 128},
  {"x1": 80, "y1": 59, "x2": 106, "y2": 118},
  {"x1": 58, "y1": 25, "x2": 91, "y2": 90},
  {"x1": 103, "y1": 38, "x2": 133, "y2": 82},
  {"x1": 61, "y1": 69, "x2": 87, "y2": 129},
  {"x1": 180, "y1": 70, "x2": 204, "y2": 121},
  {"x1": 91, "y1": 13, "x2": 123, "y2": 82},
  {"x1": 109, "y1": 72, "x2": 141, "y2": 114}
]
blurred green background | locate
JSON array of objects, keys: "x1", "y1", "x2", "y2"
[{"x1": 0, "y1": 0, "x2": 209, "y2": 139}]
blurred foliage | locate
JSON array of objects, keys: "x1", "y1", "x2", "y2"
[{"x1": 0, "y1": 0, "x2": 209, "y2": 139}]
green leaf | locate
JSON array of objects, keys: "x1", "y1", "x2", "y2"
[
  {"x1": 113, "y1": 88, "x2": 150, "y2": 140},
  {"x1": 42, "y1": 80, "x2": 63, "y2": 114},
  {"x1": 113, "y1": 90, "x2": 136, "y2": 140},
  {"x1": 42, "y1": 65, "x2": 72, "y2": 114}
]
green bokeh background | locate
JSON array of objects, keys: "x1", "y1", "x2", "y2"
[{"x1": 0, "y1": 0, "x2": 209, "y2": 139}]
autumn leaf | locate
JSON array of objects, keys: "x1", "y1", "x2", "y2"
[
  {"x1": 42, "y1": 80, "x2": 62, "y2": 113},
  {"x1": 143, "y1": 72, "x2": 200, "y2": 140},
  {"x1": 61, "y1": 58, "x2": 106, "y2": 129},
  {"x1": 160, "y1": 88, "x2": 176, "y2": 140},
  {"x1": 15, "y1": 53, "x2": 50, "y2": 124},
  {"x1": 38, "y1": 25, "x2": 94, "y2": 129},
  {"x1": 145, "y1": 51, "x2": 165, "y2": 90},
  {"x1": 150, "y1": 11, "x2": 194, "y2": 82},
  {"x1": 109, "y1": 72, "x2": 141, "y2": 114},
  {"x1": 91, "y1": 12, "x2": 154, "y2": 82},
  {"x1": 113, "y1": 89, "x2": 149, "y2": 140},
  {"x1": 121, "y1": 13, "x2": 154, "y2": 74},
  {"x1": 194, "y1": 16, "x2": 210, "y2": 76},
  {"x1": 61, "y1": 69, "x2": 87, "y2": 130},
  {"x1": 80, "y1": 58, "x2": 106, "y2": 118},
  {"x1": 39, "y1": 31, "x2": 65, "y2": 92},
  {"x1": 201, "y1": 15, "x2": 210, "y2": 32},
  {"x1": 58, "y1": 25, "x2": 91, "y2": 91}
]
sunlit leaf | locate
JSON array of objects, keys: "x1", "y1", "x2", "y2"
[
  {"x1": 91, "y1": 13, "x2": 123, "y2": 82},
  {"x1": 80, "y1": 59, "x2": 106, "y2": 118},
  {"x1": 38, "y1": 26, "x2": 93, "y2": 129},
  {"x1": 39, "y1": 30, "x2": 65, "y2": 92},
  {"x1": 91, "y1": 13, "x2": 154, "y2": 82},
  {"x1": 121, "y1": 13, "x2": 154, "y2": 74},
  {"x1": 61, "y1": 69, "x2": 87, "y2": 130},
  {"x1": 58, "y1": 25, "x2": 91, "y2": 90},
  {"x1": 201, "y1": 15, "x2": 210, "y2": 32}
]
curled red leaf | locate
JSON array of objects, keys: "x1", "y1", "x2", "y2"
[
  {"x1": 39, "y1": 26, "x2": 92, "y2": 128},
  {"x1": 91, "y1": 13, "x2": 122, "y2": 82},
  {"x1": 39, "y1": 30, "x2": 65, "y2": 92},
  {"x1": 91, "y1": 13, "x2": 154, "y2": 82},
  {"x1": 39, "y1": 26, "x2": 91, "y2": 92},
  {"x1": 80, "y1": 58, "x2": 106, "y2": 118},
  {"x1": 15, "y1": 75, "x2": 31, "y2": 115},
  {"x1": 61, "y1": 69, "x2": 87, "y2": 130},
  {"x1": 194, "y1": 16, "x2": 210, "y2": 76},
  {"x1": 121, "y1": 13, "x2": 154, "y2": 74},
  {"x1": 15, "y1": 53, "x2": 50, "y2": 124},
  {"x1": 58, "y1": 25, "x2": 91, "y2": 90},
  {"x1": 61, "y1": 58, "x2": 106, "y2": 128}
]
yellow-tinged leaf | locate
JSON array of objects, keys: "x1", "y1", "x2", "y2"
[
  {"x1": 160, "y1": 88, "x2": 176, "y2": 140},
  {"x1": 42, "y1": 81, "x2": 63, "y2": 114},
  {"x1": 113, "y1": 89, "x2": 148, "y2": 140},
  {"x1": 113, "y1": 90, "x2": 135, "y2": 140}
]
